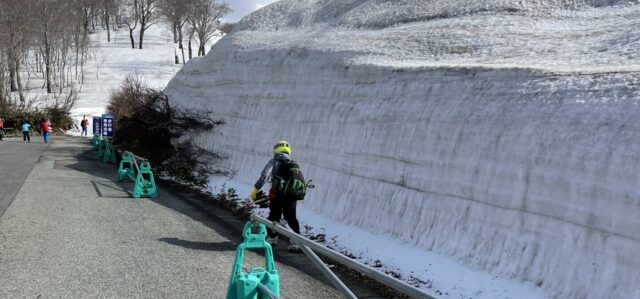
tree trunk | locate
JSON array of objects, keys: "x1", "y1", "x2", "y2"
[
  {"x1": 15, "y1": 59, "x2": 25, "y2": 102},
  {"x1": 0, "y1": 73, "x2": 4, "y2": 104},
  {"x1": 106, "y1": 14, "x2": 111, "y2": 42},
  {"x1": 129, "y1": 28, "x2": 136, "y2": 49},
  {"x1": 198, "y1": 44, "x2": 205, "y2": 56},
  {"x1": 139, "y1": 27, "x2": 145, "y2": 49},
  {"x1": 8, "y1": 43, "x2": 18, "y2": 91},
  {"x1": 179, "y1": 30, "x2": 186, "y2": 64},
  {"x1": 45, "y1": 31, "x2": 53, "y2": 94},
  {"x1": 173, "y1": 22, "x2": 178, "y2": 43},
  {"x1": 10, "y1": 63, "x2": 18, "y2": 92},
  {"x1": 75, "y1": 26, "x2": 80, "y2": 80},
  {"x1": 188, "y1": 35, "x2": 193, "y2": 59}
]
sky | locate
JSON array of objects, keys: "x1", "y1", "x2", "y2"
[{"x1": 225, "y1": 0, "x2": 279, "y2": 22}]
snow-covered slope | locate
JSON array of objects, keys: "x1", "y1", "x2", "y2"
[
  {"x1": 69, "y1": 26, "x2": 179, "y2": 127},
  {"x1": 164, "y1": 1, "x2": 640, "y2": 298}
]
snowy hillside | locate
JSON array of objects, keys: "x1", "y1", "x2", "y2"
[
  {"x1": 68, "y1": 26, "x2": 178, "y2": 128},
  {"x1": 71, "y1": 26, "x2": 179, "y2": 123},
  {"x1": 163, "y1": 1, "x2": 640, "y2": 298}
]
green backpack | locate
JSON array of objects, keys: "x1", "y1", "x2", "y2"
[{"x1": 272, "y1": 160, "x2": 307, "y2": 200}]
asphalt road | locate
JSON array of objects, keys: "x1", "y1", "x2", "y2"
[
  {"x1": 0, "y1": 136, "x2": 341, "y2": 298},
  {"x1": 0, "y1": 136, "x2": 48, "y2": 218}
]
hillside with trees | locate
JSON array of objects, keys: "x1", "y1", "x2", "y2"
[{"x1": 0, "y1": 0, "x2": 231, "y2": 129}]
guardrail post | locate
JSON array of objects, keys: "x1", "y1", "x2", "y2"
[
  {"x1": 117, "y1": 152, "x2": 135, "y2": 182},
  {"x1": 227, "y1": 222, "x2": 279, "y2": 299},
  {"x1": 133, "y1": 161, "x2": 157, "y2": 198}
]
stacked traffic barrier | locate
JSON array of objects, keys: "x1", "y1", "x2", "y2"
[
  {"x1": 91, "y1": 134, "x2": 102, "y2": 148},
  {"x1": 92, "y1": 139, "x2": 157, "y2": 199},
  {"x1": 117, "y1": 152, "x2": 157, "y2": 199},
  {"x1": 227, "y1": 221, "x2": 280, "y2": 299}
]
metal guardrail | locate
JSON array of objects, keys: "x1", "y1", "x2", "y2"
[
  {"x1": 250, "y1": 214, "x2": 439, "y2": 299},
  {"x1": 257, "y1": 282, "x2": 279, "y2": 299}
]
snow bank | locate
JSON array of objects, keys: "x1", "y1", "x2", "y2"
[{"x1": 164, "y1": 1, "x2": 640, "y2": 298}]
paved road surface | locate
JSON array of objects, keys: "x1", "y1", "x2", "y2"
[
  {"x1": 0, "y1": 137, "x2": 48, "y2": 218},
  {"x1": 0, "y1": 137, "x2": 341, "y2": 298}
]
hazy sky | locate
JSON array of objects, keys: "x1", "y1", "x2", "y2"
[{"x1": 225, "y1": 0, "x2": 279, "y2": 22}]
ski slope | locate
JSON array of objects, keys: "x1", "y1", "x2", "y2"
[{"x1": 164, "y1": 1, "x2": 640, "y2": 298}]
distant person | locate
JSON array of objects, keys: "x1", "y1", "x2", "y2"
[
  {"x1": 250, "y1": 140, "x2": 308, "y2": 252},
  {"x1": 80, "y1": 116, "x2": 88, "y2": 136},
  {"x1": 41, "y1": 118, "x2": 51, "y2": 144},
  {"x1": 0, "y1": 117, "x2": 5, "y2": 141},
  {"x1": 21, "y1": 120, "x2": 31, "y2": 143}
]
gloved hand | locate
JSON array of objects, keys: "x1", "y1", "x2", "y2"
[{"x1": 250, "y1": 188, "x2": 259, "y2": 201}]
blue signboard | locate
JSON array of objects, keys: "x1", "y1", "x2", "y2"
[
  {"x1": 101, "y1": 114, "x2": 114, "y2": 137},
  {"x1": 93, "y1": 116, "x2": 101, "y2": 135}
]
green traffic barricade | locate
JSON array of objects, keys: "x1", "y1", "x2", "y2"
[
  {"x1": 227, "y1": 221, "x2": 280, "y2": 299},
  {"x1": 96, "y1": 138, "x2": 116, "y2": 164},
  {"x1": 117, "y1": 151, "x2": 157, "y2": 199},
  {"x1": 97, "y1": 139, "x2": 107, "y2": 159},
  {"x1": 102, "y1": 141, "x2": 117, "y2": 164},
  {"x1": 91, "y1": 134, "x2": 102, "y2": 148}
]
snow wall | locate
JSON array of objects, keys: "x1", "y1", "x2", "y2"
[{"x1": 164, "y1": 1, "x2": 640, "y2": 298}]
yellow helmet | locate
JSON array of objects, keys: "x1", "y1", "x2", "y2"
[{"x1": 273, "y1": 140, "x2": 291, "y2": 155}]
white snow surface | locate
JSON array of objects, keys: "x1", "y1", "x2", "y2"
[
  {"x1": 164, "y1": 1, "x2": 640, "y2": 298},
  {"x1": 68, "y1": 26, "x2": 179, "y2": 132}
]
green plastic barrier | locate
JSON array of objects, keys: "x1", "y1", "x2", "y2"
[
  {"x1": 97, "y1": 139, "x2": 107, "y2": 160},
  {"x1": 117, "y1": 152, "x2": 135, "y2": 182},
  {"x1": 91, "y1": 134, "x2": 102, "y2": 148},
  {"x1": 227, "y1": 222, "x2": 280, "y2": 299},
  {"x1": 102, "y1": 142, "x2": 117, "y2": 164},
  {"x1": 133, "y1": 161, "x2": 157, "y2": 198},
  {"x1": 136, "y1": 161, "x2": 157, "y2": 199},
  {"x1": 117, "y1": 152, "x2": 157, "y2": 199}
]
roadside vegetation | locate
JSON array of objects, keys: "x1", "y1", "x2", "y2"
[{"x1": 107, "y1": 75, "x2": 228, "y2": 186}]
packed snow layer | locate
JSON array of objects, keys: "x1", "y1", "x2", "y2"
[{"x1": 164, "y1": 1, "x2": 640, "y2": 298}]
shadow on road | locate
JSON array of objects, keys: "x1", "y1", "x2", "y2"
[
  {"x1": 58, "y1": 138, "x2": 247, "y2": 246},
  {"x1": 158, "y1": 237, "x2": 236, "y2": 251}
]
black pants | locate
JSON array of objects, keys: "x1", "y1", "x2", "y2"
[
  {"x1": 268, "y1": 197, "x2": 300, "y2": 237},
  {"x1": 23, "y1": 131, "x2": 30, "y2": 142}
]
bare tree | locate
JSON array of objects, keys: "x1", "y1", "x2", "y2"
[
  {"x1": 0, "y1": 0, "x2": 34, "y2": 101},
  {"x1": 102, "y1": 0, "x2": 121, "y2": 42},
  {"x1": 185, "y1": 19, "x2": 195, "y2": 60},
  {"x1": 39, "y1": 0, "x2": 59, "y2": 93},
  {"x1": 187, "y1": 0, "x2": 231, "y2": 56},
  {"x1": 120, "y1": 0, "x2": 138, "y2": 49},
  {"x1": 137, "y1": 0, "x2": 157, "y2": 49},
  {"x1": 158, "y1": 0, "x2": 193, "y2": 64},
  {"x1": 0, "y1": 0, "x2": 96, "y2": 115},
  {"x1": 0, "y1": 1, "x2": 10, "y2": 104}
]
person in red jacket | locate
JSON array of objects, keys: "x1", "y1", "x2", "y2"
[
  {"x1": 0, "y1": 117, "x2": 5, "y2": 141},
  {"x1": 80, "y1": 116, "x2": 88, "y2": 136},
  {"x1": 41, "y1": 118, "x2": 51, "y2": 144}
]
